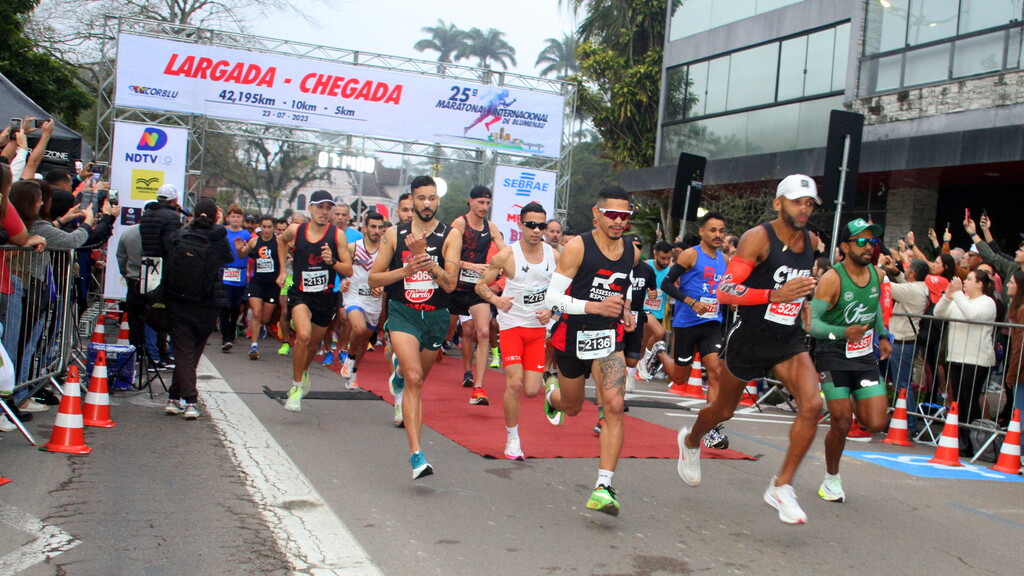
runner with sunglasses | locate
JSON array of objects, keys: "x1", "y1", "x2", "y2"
[
  {"x1": 676, "y1": 174, "x2": 822, "y2": 524},
  {"x1": 544, "y1": 186, "x2": 636, "y2": 516},
  {"x1": 809, "y1": 218, "x2": 891, "y2": 504}
]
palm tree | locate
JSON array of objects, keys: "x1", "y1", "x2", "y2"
[
  {"x1": 535, "y1": 34, "x2": 578, "y2": 79},
  {"x1": 413, "y1": 19, "x2": 467, "y2": 63},
  {"x1": 458, "y1": 28, "x2": 517, "y2": 70}
]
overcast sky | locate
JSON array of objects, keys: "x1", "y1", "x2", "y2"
[{"x1": 245, "y1": 0, "x2": 578, "y2": 77}]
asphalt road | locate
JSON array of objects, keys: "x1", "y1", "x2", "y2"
[{"x1": 0, "y1": 342, "x2": 1021, "y2": 575}]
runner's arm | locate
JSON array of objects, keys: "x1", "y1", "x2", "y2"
[
  {"x1": 544, "y1": 237, "x2": 588, "y2": 314},
  {"x1": 434, "y1": 230, "x2": 461, "y2": 293},
  {"x1": 331, "y1": 229, "x2": 353, "y2": 277},
  {"x1": 660, "y1": 248, "x2": 695, "y2": 304},
  {"x1": 368, "y1": 227, "x2": 405, "y2": 288},
  {"x1": 475, "y1": 246, "x2": 511, "y2": 302},
  {"x1": 237, "y1": 235, "x2": 256, "y2": 258},
  {"x1": 275, "y1": 224, "x2": 296, "y2": 287}
]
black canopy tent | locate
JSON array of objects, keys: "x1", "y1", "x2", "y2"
[{"x1": 0, "y1": 71, "x2": 90, "y2": 173}]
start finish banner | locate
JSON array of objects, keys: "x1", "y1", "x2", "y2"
[
  {"x1": 114, "y1": 34, "x2": 564, "y2": 158},
  {"x1": 491, "y1": 165, "x2": 556, "y2": 244}
]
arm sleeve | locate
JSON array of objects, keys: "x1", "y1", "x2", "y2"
[
  {"x1": 544, "y1": 272, "x2": 587, "y2": 315},
  {"x1": 717, "y1": 256, "x2": 771, "y2": 306},
  {"x1": 808, "y1": 299, "x2": 848, "y2": 340},
  {"x1": 660, "y1": 263, "x2": 689, "y2": 302}
]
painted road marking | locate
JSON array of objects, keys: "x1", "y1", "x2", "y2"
[
  {"x1": 198, "y1": 356, "x2": 383, "y2": 575},
  {"x1": 847, "y1": 451, "x2": 1024, "y2": 482},
  {"x1": 0, "y1": 502, "x2": 79, "y2": 573}
]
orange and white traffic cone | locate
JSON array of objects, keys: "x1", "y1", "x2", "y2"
[
  {"x1": 83, "y1": 350, "x2": 116, "y2": 428},
  {"x1": 739, "y1": 380, "x2": 758, "y2": 407},
  {"x1": 116, "y1": 313, "x2": 130, "y2": 346},
  {"x1": 671, "y1": 353, "x2": 707, "y2": 399},
  {"x1": 40, "y1": 365, "x2": 92, "y2": 455},
  {"x1": 927, "y1": 401, "x2": 962, "y2": 467},
  {"x1": 90, "y1": 316, "x2": 106, "y2": 345},
  {"x1": 883, "y1": 388, "x2": 914, "y2": 446},
  {"x1": 992, "y1": 409, "x2": 1021, "y2": 475}
]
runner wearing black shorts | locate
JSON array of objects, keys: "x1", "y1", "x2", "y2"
[{"x1": 237, "y1": 214, "x2": 280, "y2": 360}]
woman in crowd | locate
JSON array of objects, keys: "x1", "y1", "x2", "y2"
[
  {"x1": 1001, "y1": 269, "x2": 1024, "y2": 426},
  {"x1": 934, "y1": 269, "x2": 998, "y2": 455}
]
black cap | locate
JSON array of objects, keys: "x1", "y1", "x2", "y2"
[
  {"x1": 469, "y1": 185, "x2": 492, "y2": 199},
  {"x1": 309, "y1": 190, "x2": 335, "y2": 205},
  {"x1": 244, "y1": 212, "x2": 258, "y2": 222}
]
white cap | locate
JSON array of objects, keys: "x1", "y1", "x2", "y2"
[
  {"x1": 157, "y1": 184, "x2": 178, "y2": 202},
  {"x1": 776, "y1": 174, "x2": 821, "y2": 204}
]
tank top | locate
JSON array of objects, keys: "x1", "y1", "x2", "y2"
[
  {"x1": 552, "y1": 231, "x2": 634, "y2": 356},
  {"x1": 644, "y1": 259, "x2": 671, "y2": 320},
  {"x1": 673, "y1": 247, "x2": 727, "y2": 328},
  {"x1": 385, "y1": 220, "x2": 452, "y2": 311},
  {"x1": 814, "y1": 263, "x2": 882, "y2": 369},
  {"x1": 456, "y1": 215, "x2": 493, "y2": 291},
  {"x1": 291, "y1": 223, "x2": 340, "y2": 294},
  {"x1": 249, "y1": 234, "x2": 279, "y2": 281},
  {"x1": 498, "y1": 242, "x2": 556, "y2": 331},
  {"x1": 349, "y1": 239, "x2": 381, "y2": 309},
  {"x1": 629, "y1": 261, "x2": 656, "y2": 326},
  {"x1": 736, "y1": 223, "x2": 814, "y2": 334}
]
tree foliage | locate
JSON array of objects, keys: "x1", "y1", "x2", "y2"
[
  {"x1": 414, "y1": 19, "x2": 467, "y2": 63},
  {"x1": 458, "y1": 28, "x2": 517, "y2": 70},
  {"x1": 535, "y1": 34, "x2": 578, "y2": 79}
]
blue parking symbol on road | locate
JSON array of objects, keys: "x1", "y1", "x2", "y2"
[{"x1": 846, "y1": 451, "x2": 1024, "y2": 482}]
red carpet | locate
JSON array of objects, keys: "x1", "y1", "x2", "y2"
[{"x1": 321, "y1": 347, "x2": 756, "y2": 461}]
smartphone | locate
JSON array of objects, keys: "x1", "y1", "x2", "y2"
[
  {"x1": 90, "y1": 163, "x2": 107, "y2": 174},
  {"x1": 79, "y1": 190, "x2": 95, "y2": 211},
  {"x1": 108, "y1": 189, "x2": 119, "y2": 206},
  {"x1": 27, "y1": 118, "x2": 41, "y2": 129},
  {"x1": 9, "y1": 118, "x2": 21, "y2": 134}
]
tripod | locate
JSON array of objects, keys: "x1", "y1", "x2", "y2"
[{"x1": 133, "y1": 345, "x2": 168, "y2": 399}]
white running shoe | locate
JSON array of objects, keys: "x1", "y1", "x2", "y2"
[
  {"x1": 393, "y1": 403, "x2": 404, "y2": 428},
  {"x1": 20, "y1": 398, "x2": 48, "y2": 412},
  {"x1": 818, "y1": 474, "x2": 846, "y2": 503},
  {"x1": 637, "y1": 348, "x2": 653, "y2": 381},
  {"x1": 504, "y1": 436, "x2": 525, "y2": 461},
  {"x1": 677, "y1": 426, "x2": 701, "y2": 486},
  {"x1": 764, "y1": 476, "x2": 807, "y2": 524},
  {"x1": 0, "y1": 414, "x2": 17, "y2": 432},
  {"x1": 345, "y1": 372, "x2": 360, "y2": 390},
  {"x1": 285, "y1": 386, "x2": 302, "y2": 412},
  {"x1": 341, "y1": 358, "x2": 355, "y2": 378}
]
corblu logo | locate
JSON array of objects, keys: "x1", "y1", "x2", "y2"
[{"x1": 137, "y1": 128, "x2": 168, "y2": 151}]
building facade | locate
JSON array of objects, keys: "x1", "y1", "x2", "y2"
[{"x1": 626, "y1": 0, "x2": 1024, "y2": 246}]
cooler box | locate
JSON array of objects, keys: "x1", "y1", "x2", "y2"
[{"x1": 85, "y1": 343, "x2": 137, "y2": 391}]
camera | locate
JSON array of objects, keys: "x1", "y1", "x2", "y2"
[
  {"x1": 90, "y1": 162, "x2": 107, "y2": 174},
  {"x1": 27, "y1": 119, "x2": 41, "y2": 130},
  {"x1": 9, "y1": 118, "x2": 21, "y2": 134},
  {"x1": 108, "y1": 189, "x2": 119, "y2": 206}
]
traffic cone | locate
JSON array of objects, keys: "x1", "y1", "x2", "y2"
[
  {"x1": 83, "y1": 350, "x2": 116, "y2": 428},
  {"x1": 0, "y1": 475, "x2": 10, "y2": 486},
  {"x1": 992, "y1": 409, "x2": 1021, "y2": 474},
  {"x1": 40, "y1": 365, "x2": 92, "y2": 455},
  {"x1": 882, "y1": 388, "x2": 914, "y2": 446},
  {"x1": 927, "y1": 401, "x2": 962, "y2": 467},
  {"x1": 90, "y1": 316, "x2": 106, "y2": 345},
  {"x1": 739, "y1": 380, "x2": 758, "y2": 407},
  {"x1": 116, "y1": 313, "x2": 130, "y2": 346},
  {"x1": 671, "y1": 353, "x2": 707, "y2": 399}
]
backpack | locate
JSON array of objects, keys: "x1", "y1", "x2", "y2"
[{"x1": 164, "y1": 231, "x2": 218, "y2": 303}]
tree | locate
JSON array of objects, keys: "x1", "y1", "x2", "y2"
[
  {"x1": 535, "y1": 34, "x2": 578, "y2": 79},
  {"x1": 413, "y1": 19, "x2": 467, "y2": 63},
  {"x1": 458, "y1": 28, "x2": 517, "y2": 70}
]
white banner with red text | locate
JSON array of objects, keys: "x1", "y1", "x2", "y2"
[
  {"x1": 490, "y1": 166, "x2": 557, "y2": 244},
  {"x1": 114, "y1": 34, "x2": 564, "y2": 158}
]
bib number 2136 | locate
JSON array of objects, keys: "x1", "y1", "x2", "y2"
[{"x1": 577, "y1": 329, "x2": 614, "y2": 360}]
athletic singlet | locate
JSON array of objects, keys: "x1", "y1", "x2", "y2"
[
  {"x1": 814, "y1": 263, "x2": 882, "y2": 369},
  {"x1": 552, "y1": 231, "x2": 634, "y2": 356},
  {"x1": 385, "y1": 220, "x2": 452, "y2": 311},
  {"x1": 249, "y1": 234, "x2": 279, "y2": 281},
  {"x1": 456, "y1": 215, "x2": 492, "y2": 291},
  {"x1": 291, "y1": 223, "x2": 340, "y2": 294},
  {"x1": 672, "y1": 247, "x2": 727, "y2": 328},
  {"x1": 629, "y1": 261, "x2": 656, "y2": 326},
  {"x1": 644, "y1": 259, "x2": 671, "y2": 320},
  {"x1": 498, "y1": 242, "x2": 556, "y2": 331},
  {"x1": 736, "y1": 223, "x2": 814, "y2": 332},
  {"x1": 349, "y1": 239, "x2": 382, "y2": 312}
]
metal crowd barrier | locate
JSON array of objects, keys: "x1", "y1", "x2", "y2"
[{"x1": 0, "y1": 246, "x2": 79, "y2": 445}]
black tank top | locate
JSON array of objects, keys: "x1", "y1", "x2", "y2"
[
  {"x1": 385, "y1": 220, "x2": 452, "y2": 311},
  {"x1": 456, "y1": 215, "x2": 492, "y2": 291},
  {"x1": 736, "y1": 222, "x2": 814, "y2": 334},
  {"x1": 292, "y1": 223, "x2": 340, "y2": 293},
  {"x1": 250, "y1": 234, "x2": 279, "y2": 280}
]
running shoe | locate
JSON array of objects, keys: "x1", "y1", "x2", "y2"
[
  {"x1": 182, "y1": 403, "x2": 200, "y2": 420},
  {"x1": 20, "y1": 399, "x2": 48, "y2": 413},
  {"x1": 764, "y1": 476, "x2": 807, "y2": 524},
  {"x1": 341, "y1": 358, "x2": 355, "y2": 379},
  {"x1": 285, "y1": 386, "x2": 302, "y2": 412},
  {"x1": 703, "y1": 424, "x2": 730, "y2": 449},
  {"x1": 637, "y1": 348, "x2": 654, "y2": 381},
  {"x1": 504, "y1": 436, "x2": 525, "y2": 460},
  {"x1": 388, "y1": 353, "x2": 405, "y2": 396},
  {"x1": 644, "y1": 341, "x2": 666, "y2": 380},
  {"x1": 345, "y1": 372, "x2": 360, "y2": 391},
  {"x1": 278, "y1": 343, "x2": 291, "y2": 356},
  {"x1": 221, "y1": 341, "x2": 233, "y2": 352},
  {"x1": 586, "y1": 484, "x2": 620, "y2": 516},
  {"x1": 544, "y1": 378, "x2": 564, "y2": 426},
  {"x1": 0, "y1": 414, "x2": 16, "y2": 432},
  {"x1": 300, "y1": 372, "x2": 311, "y2": 397},
  {"x1": 249, "y1": 343, "x2": 259, "y2": 360},
  {"x1": 625, "y1": 371, "x2": 636, "y2": 393},
  {"x1": 393, "y1": 403, "x2": 404, "y2": 428},
  {"x1": 677, "y1": 426, "x2": 701, "y2": 486},
  {"x1": 462, "y1": 370, "x2": 474, "y2": 388},
  {"x1": 164, "y1": 399, "x2": 184, "y2": 416},
  {"x1": 410, "y1": 450, "x2": 433, "y2": 479},
  {"x1": 490, "y1": 347, "x2": 500, "y2": 368},
  {"x1": 847, "y1": 422, "x2": 872, "y2": 442},
  {"x1": 593, "y1": 416, "x2": 605, "y2": 436},
  {"x1": 338, "y1": 349, "x2": 349, "y2": 365},
  {"x1": 818, "y1": 475, "x2": 846, "y2": 503},
  {"x1": 259, "y1": 325, "x2": 268, "y2": 340},
  {"x1": 321, "y1": 351, "x2": 334, "y2": 366},
  {"x1": 469, "y1": 387, "x2": 489, "y2": 405}
]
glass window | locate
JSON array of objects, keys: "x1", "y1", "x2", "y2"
[
  {"x1": 747, "y1": 104, "x2": 799, "y2": 155},
  {"x1": 777, "y1": 36, "x2": 808, "y2": 101},
  {"x1": 669, "y1": 0, "x2": 802, "y2": 41},
  {"x1": 796, "y1": 96, "x2": 843, "y2": 150},
  {"x1": 670, "y1": 0, "x2": 713, "y2": 42},
  {"x1": 908, "y1": 0, "x2": 959, "y2": 46},
  {"x1": 832, "y1": 23, "x2": 851, "y2": 91},
  {"x1": 1009, "y1": 28, "x2": 1024, "y2": 69},
  {"x1": 296, "y1": 194, "x2": 307, "y2": 211},
  {"x1": 705, "y1": 58, "x2": 731, "y2": 115},
  {"x1": 953, "y1": 30, "x2": 1006, "y2": 78},
  {"x1": 903, "y1": 43, "x2": 950, "y2": 86},
  {"x1": 959, "y1": 0, "x2": 1023, "y2": 35},
  {"x1": 712, "y1": 0, "x2": 757, "y2": 29},
  {"x1": 864, "y1": 0, "x2": 910, "y2": 55},
  {"x1": 726, "y1": 43, "x2": 779, "y2": 110},
  {"x1": 664, "y1": 66, "x2": 691, "y2": 122},
  {"x1": 805, "y1": 28, "x2": 837, "y2": 96},
  {"x1": 687, "y1": 61, "x2": 710, "y2": 118}
]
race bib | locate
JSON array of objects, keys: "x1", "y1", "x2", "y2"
[
  {"x1": 644, "y1": 294, "x2": 663, "y2": 311},
  {"x1": 301, "y1": 270, "x2": 329, "y2": 292},
  {"x1": 256, "y1": 258, "x2": 275, "y2": 273},
  {"x1": 846, "y1": 329, "x2": 873, "y2": 359},
  {"x1": 764, "y1": 300, "x2": 802, "y2": 325},
  {"x1": 222, "y1": 267, "x2": 243, "y2": 283},
  {"x1": 576, "y1": 329, "x2": 615, "y2": 360},
  {"x1": 522, "y1": 287, "x2": 547, "y2": 309},
  {"x1": 357, "y1": 286, "x2": 374, "y2": 297},
  {"x1": 460, "y1": 268, "x2": 482, "y2": 284},
  {"x1": 698, "y1": 297, "x2": 720, "y2": 319},
  {"x1": 404, "y1": 269, "x2": 438, "y2": 292}
]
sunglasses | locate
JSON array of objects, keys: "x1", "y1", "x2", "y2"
[
  {"x1": 849, "y1": 238, "x2": 880, "y2": 247},
  {"x1": 597, "y1": 208, "x2": 633, "y2": 221},
  {"x1": 522, "y1": 221, "x2": 547, "y2": 230}
]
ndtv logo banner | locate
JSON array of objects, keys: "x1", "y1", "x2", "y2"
[{"x1": 137, "y1": 128, "x2": 168, "y2": 151}]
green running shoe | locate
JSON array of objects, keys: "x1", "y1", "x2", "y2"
[
  {"x1": 544, "y1": 378, "x2": 564, "y2": 426},
  {"x1": 285, "y1": 386, "x2": 302, "y2": 412},
  {"x1": 586, "y1": 484, "x2": 619, "y2": 516},
  {"x1": 300, "y1": 371, "x2": 311, "y2": 397}
]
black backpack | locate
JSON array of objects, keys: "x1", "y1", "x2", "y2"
[{"x1": 164, "y1": 231, "x2": 218, "y2": 303}]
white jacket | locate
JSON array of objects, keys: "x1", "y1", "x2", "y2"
[{"x1": 934, "y1": 291, "x2": 997, "y2": 366}]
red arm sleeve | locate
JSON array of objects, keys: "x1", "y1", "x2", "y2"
[{"x1": 717, "y1": 256, "x2": 771, "y2": 306}]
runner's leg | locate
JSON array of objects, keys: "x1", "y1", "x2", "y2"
[{"x1": 772, "y1": 353, "x2": 823, "y2": 486}]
